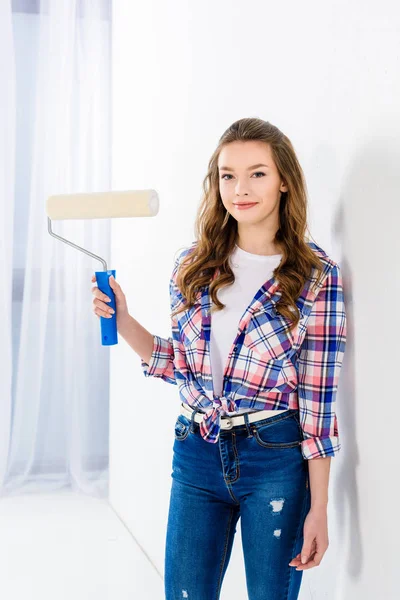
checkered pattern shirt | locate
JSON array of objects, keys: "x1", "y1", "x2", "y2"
[{"x1": 140, "y1": 240, "x2": 347, "y2": 460}]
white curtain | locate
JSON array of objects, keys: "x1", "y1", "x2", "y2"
[{"x1": 0, "y1": 0, "x2": 112, "y2": 498}]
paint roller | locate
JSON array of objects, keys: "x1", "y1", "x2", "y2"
[{"x1": 46, "y1": 189, "x2": 159, "y2": 346}]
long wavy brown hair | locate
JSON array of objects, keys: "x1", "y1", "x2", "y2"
[{"x1": 171, "y1": 117, "x2": 325, "y2": 332}]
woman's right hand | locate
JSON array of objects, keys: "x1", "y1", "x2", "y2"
[{"x1": 91, "y1": 274, "x2": 130, "y2": 328}]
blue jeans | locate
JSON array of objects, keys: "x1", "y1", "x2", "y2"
[{"x1": 164, "y1": 407, "x2": 311, "y2": 600}]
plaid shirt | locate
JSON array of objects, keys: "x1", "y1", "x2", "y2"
[{"x1": 141, "y1": 240, "x2": 347, "y2": 460}]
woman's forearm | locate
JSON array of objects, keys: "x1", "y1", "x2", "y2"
[
  {"x1": 118, "y1": 314, "x2": 155, "y2": 365},
  {"x1": 308, "y1": 456, "x2": 331, "y2": 510}
]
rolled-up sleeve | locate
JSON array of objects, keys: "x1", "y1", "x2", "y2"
[
  {"x1": 140, "y1": 250, "x2": 187, "y2": 385},
  {"x1": 140, "y1": 334, "x2": 177, "y2": 384},
  {"x1": 297, "y1": 263, "x2": 347, "y2": 460}
]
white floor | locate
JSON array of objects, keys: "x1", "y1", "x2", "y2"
[
  {"x1": 0, "y1": 491, "x2": 320, "y2": 599},
  {"x1": 0, "y1": 492, "x2": 164, "y2": 600}
]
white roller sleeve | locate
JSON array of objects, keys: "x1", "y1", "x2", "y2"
[{"x1": 46, "y1": 189, "x2": 159, "y2": 220}]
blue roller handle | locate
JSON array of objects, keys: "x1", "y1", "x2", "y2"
[{"x1": 95, "y1": 269, "x2": 118, "y2": 346}]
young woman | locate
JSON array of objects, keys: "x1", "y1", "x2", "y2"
[{"x1": 92, "y1": 117, "x2": 347, "y2": 600}]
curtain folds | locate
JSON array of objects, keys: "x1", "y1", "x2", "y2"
[{"x1": 1, "y1": 0, "x2": 112, "y2": 499}]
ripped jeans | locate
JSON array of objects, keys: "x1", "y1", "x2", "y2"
[{"x1": 164, "y1": 408, "x2": 311, "y2": 600}]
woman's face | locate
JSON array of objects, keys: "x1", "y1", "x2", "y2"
[{"x1": 218, "y1": 140, "x2": 287, "y2": 229}]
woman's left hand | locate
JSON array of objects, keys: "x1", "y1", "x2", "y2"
[{"x1": 288, "y1": 507, "x2": 329, "y2": 570}]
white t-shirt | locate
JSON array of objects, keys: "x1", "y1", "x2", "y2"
[{"x1": 210, "y1": 244, "x2": 283, "y2": 415}]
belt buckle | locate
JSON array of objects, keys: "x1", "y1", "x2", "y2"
[{"x1": 222, "y1": 417, "x2": 233, "y2": 430}]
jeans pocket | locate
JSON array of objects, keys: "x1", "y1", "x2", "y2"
[
  {"x1": 174, "y1": 414, "x2": 191, "y2": 441},
  {"x1": 252, "y1": 412, "x2": 303, "y2": 449}
]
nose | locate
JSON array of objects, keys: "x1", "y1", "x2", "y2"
[
  {"x1": 235, "y1": 187, "x2": 250, "y2": 196},
  {"x1": 235, "y1": 180, "x2": 251, "y2": 195}
]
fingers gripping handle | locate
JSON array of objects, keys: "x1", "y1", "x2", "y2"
[{"x1": 95, "y1": 270, "x2": 118, "y2": 346}]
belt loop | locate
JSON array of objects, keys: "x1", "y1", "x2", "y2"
[
  {"x1": 189, "y1": 405, "x2": 201, "y2": 433},
  {"x1": 243, "y1": 413, "x2": 253, "y2": 438}
]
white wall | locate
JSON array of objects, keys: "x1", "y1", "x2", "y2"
[{"x1": 110, "y1": 1, "x2": 400, "y2": 598}]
